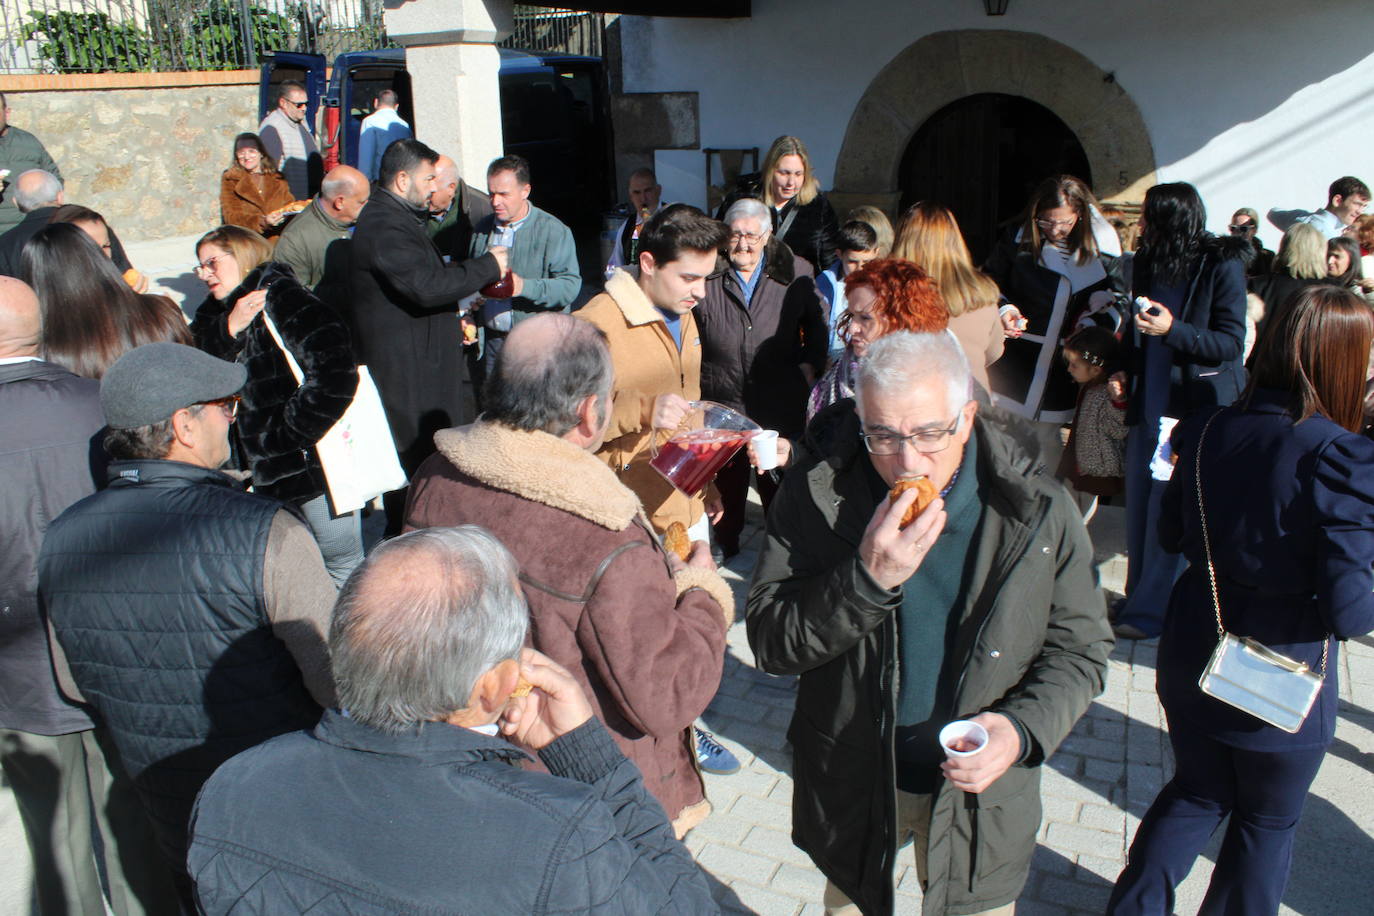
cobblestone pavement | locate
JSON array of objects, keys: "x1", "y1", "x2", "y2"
[{"x1": 694, "y1": 502, "x2": 1374, "y2": 916}]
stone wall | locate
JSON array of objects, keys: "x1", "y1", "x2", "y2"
[{"x1": 0, "y1": 72, "x2": 260, "y2": 241}]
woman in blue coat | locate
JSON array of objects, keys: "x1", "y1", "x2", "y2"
[
  {"x1": 1112, "y1": 183, "x2": 1250, "y2": 639},
  {"x1": 1108, "y1": 285, "x2": 1374, "y2": 915}
]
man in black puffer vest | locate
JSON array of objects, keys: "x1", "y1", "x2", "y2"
[{"x1": 39, "y1": 342, "x2": 338, "y2": 907}]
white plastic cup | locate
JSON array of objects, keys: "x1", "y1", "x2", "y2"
[
  {"x1": 751, "y1": 430, "x2": 780, "y2": 471},
  {"x1": 938, "y1": 720, "x2": 988, "y2": 758}
]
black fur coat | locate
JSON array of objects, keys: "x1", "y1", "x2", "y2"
[{"x1": 191, "y1": 262, "x2": 358, "y2": 505}]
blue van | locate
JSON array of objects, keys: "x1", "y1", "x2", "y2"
[{"x1": 259, "y1": 49, "x2": 615, "y2": 279}]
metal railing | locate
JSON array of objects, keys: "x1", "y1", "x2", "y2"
[
  {"x1": 500, "y1": 7, "x2": 603, "y2": 58},
  {"x1": 0, "y1": 0, "x2": 391, "y2": 73},
  {"x1": 0, "y1": 2, "x2": 605, "y2": 74}
]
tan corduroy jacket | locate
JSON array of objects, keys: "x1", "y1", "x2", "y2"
[{"x1": 578, "y1": 268, "x2": 717, "y2": 536}]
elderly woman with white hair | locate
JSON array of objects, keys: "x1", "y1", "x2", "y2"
[{"x1": 696, "y1": 195, "x2": 827, "y2": 557}]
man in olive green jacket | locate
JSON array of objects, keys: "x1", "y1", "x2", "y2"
[
  {"x1": 746, "y1": 331, "x2": 1112, "y2": 916},
  {"x1": 273, "y1": 165, "x2": 369, "y2": 297},
  {"x1": 0, "y1": 94, "x2": 60, "y2": 234}
]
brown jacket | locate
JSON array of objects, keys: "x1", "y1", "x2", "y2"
[
  {"x1": 403, "y1": 421, "x2": 734, "y2": 829},
  {"x1": 220, "y1": 165, "x2": 298, "y2": 239},
  {"x1": 578, "y1": 268, "x2": 715, "y2": 535}
]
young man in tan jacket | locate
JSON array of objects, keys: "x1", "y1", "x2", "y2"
[
  {"x1": 577, "y1": 204, "x2": 741, "y2": 775},
  {"x1": 577, "y1": 204, "x2": 730, "y2": 542}
]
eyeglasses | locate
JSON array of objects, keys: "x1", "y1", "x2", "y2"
[
  {"x1": 1035, "y1": 217, "x2": 1078, "y2": 230},
  {"x1": 288, "y1": 100, "x2": 308, "y2": 109},
  {"x1": 194, "y1": 254, "x2": 231, "y2": 275},
  {"x1": 729, "y1": 230, "x2": 767, "y2": 245},
  {"x1": 202, "y1": 395, "x2": 240, "y2": 419},
  {"x1": 861, "y1": 415, "x2": 963, "y2": 455}
]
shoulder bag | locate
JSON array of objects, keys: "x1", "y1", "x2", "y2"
[
  {"x1": 1194, "y1": 410, "x2": 1325, "y2": 733},
  {"x1": 261, "y1": 311, "x2": 407, "y2": 514}
]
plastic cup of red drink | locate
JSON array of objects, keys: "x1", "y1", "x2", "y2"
[{"x1": 938, "y1": 720, "x2": 988, "y2": 758}]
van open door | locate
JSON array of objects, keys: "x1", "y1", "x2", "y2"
[
  {"x1": 258, "y1": 51, "x2": 328, "y2": 138},
  {"x1": 324, "y1": 50, "x2": 411, "y2": 173}
]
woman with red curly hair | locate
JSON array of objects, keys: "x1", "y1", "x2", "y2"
[{"x1": 806, "y1": 258, "x2": 949, "y2": 421}]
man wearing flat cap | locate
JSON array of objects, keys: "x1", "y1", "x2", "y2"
[{"x1": 38, "y1": 342, "x2": 339, "y2": 907}]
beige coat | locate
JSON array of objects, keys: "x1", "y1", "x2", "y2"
[
  {"x1": 578, "y1": 269, "x2": 713, "y2": 536},
  {"x1": 947, "y1": 304, "x2": 1004, "y2": 393}
]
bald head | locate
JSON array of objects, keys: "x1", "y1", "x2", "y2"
[
  {"x1": 486, "y1": 314, "x2": 613, "y2": 442},
  {"x1": 319, "y1": 165, "x2": 370, "y2": 225},
  {"x1": 0, "y1": 276, "x2": 41, "y2": 358},
  {"x1": 14, "y1": 169, "x2": 62, "y2": 212},
  {"x1": 429, "y1": 155, "x2": 461, "y2": 214}
]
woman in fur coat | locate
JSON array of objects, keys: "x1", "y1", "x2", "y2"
[
  {"x1": 190, "y1": 225, "x2": 362, "y2": 585},
  {"x1": 220, "y1": 133, "x2": 300, "y2": 241}
]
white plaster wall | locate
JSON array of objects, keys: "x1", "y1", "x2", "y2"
[{"x1": 620, "y1": 0, "x2": 1374, "y2": 249}]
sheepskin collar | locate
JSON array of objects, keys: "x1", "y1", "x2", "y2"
[
  {"x1": 434, "y1": 421, "x2": 642, "y2": 530},
  {"x1": 603, "y1": 268, "x2": 663, "y2": 327}
]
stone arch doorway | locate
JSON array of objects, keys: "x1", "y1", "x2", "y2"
[
  {"x1": 898, "y1": 93, "x2": 1092, "y2": 262},
  {"x1": 831, "y1": 29, "x2": 1156, "y2": 245}
]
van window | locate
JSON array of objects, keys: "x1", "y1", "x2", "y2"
[{"x1": 347, "y1": 68, "x2": 415, "y2": 135}]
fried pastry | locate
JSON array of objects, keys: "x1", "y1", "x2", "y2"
[{"x1": 888, "y1": 476, "x2": 937, "y2": 529}]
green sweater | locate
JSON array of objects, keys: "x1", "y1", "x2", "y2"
[
  {"x1": 467, "y1": 203, "x2": 580, "y2": 321},
  {"x1": 882, "y1": 435, "x2": 985, "y2": 792},
  {"x1": 0, "y1": 126, "x2": 60, "y2": 234}
]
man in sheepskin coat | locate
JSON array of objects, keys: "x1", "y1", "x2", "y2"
[{"x1": 404, "y1": 313, "x2": 733, "y2": 836}]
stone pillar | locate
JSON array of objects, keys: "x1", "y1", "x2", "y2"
[{"x1": 385, "y1": 0, "x2": 513, "y2": 184}]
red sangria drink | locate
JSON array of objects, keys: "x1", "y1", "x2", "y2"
[
  {"x1": 480, "y1": 270, "x2": 516, "y2": 298},
  {"x1": 651, "y1": 428, "x2": 752, "y2": 496}
]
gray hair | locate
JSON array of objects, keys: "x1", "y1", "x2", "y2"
[
  {"x1": 102, "y1": 405, "x2": 203, "y2": 460},
  {"x1": 855, "y1": 331, "x2": 972, "y2": 419},
  {"x1": 330, "y1": 526, "x2": 529, "y2": 735},
  {"x1": 14, "y1": 170, "x2": 62, "y2": 212},
  {"x1": 484, "y1": 315, "x2": 613, "y2": 436},
  {"x1": 723, "y1": 197, "x2": 771, "y2": 233}
]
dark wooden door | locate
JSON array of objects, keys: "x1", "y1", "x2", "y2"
[{"x1": 899, "y1": 93, "x2": 1091, "y2": 263}]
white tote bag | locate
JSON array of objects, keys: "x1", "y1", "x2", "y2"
[{"x1": 261, "y1": 312, "x2": 407, "y2": 513}]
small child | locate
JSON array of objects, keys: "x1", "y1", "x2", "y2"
[
  {"x1": 1057, "y1": 326, "x2": 1127, "y2": 521},
  {"x1": 816, "y1": 220, "x2": 880, "y2": 366}
]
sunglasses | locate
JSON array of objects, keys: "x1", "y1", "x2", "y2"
[{"x1": 289, "y1": 100, "x2": 308, "y2": 109}]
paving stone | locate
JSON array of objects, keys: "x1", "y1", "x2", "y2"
[
  {"x1": 1045, "y1": 822, "x2": 1121, "y2": 858},
  {"x1": 1083, "y1": 757, "x2": 1125, "y2": 784},
  {"x1": 697, "y1": 843, "x2": 780, "y2": 886},
  {"x1": 1038, "y1": 875, "x2": 1113, "y2": 911},
  {"x1": 1077, "y1": 802, "x2": 1127, "y2": 836},
  {"x1": 1076, "y1": 853, "x2": 1125, "y2": 880},
  {"x1": 727, "y1": 880, "x2": 805, "y2": 916},
  {"x1": 729, "y1": 793, "x2": 795, "y2": 831},
  {"x1": 744, "y1": 826, "x2": 814, "y2": 868},
  {"x1": 1060, "y1": 734, "x2": 1126, "y2": 762},
  {"x1": 772, "y1": 862, "x2": 828, "y2": 899}
]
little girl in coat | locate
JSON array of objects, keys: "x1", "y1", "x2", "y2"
[{"x1": 1057, "y1": 325, "x2": 1127, "y2": 521}]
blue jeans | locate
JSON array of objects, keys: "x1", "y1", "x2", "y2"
[
  {"x1": 1108, "y1": 720, "x2": 1327, "y2": 915},
  {"x1": 1117, "y1": 421, "x2": 1183, "y2": 635},
  {"x1": 298, "y1": 493, "x2": 364, "y2": 587}
]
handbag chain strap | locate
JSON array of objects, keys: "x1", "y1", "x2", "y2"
[{"x1": 1194, "y1": 411, "x2": 1328, "y2": 677}]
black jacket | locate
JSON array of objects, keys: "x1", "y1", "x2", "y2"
[
  {"x1": 0, "y1": 359, "x2": 104, "y2": 736},
  {"x1": 746, "y1": 403, "x2": 1111, "y2": 915},
  {"x1": 191, "y1": 262, "x2": 358, "y2": 505},
  {"x1": 189, "y1": 712, "x2": 718, "y2": 914},
  {"x1": 348, "y1": 187, "x2": 500, "y2": 471},
  {"x1": 1124, "y1": 234, "x2": 1249, "y2": 424},
  {"x1": 1248, "y1": 268, "x2": 1325, "y2": 343},
  {"x1": 427, "y1": 176, "x2": 493, "y2": 266},
  {"x1": 697, "y1": 238, "x2": 828, "y2": 438},
  {"x1": 40, "y1": 460, "x2": 322, "y2": 870},
  {"x1": 716, "y1": 173, "x2": 840, "y2": 275}
]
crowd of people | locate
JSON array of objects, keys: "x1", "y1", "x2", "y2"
[{"x1": 2, "y1": 80, "x2": 1372, "y2": 916}]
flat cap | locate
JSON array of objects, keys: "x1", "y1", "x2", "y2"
[{"x1": 100, "y1": 342, "x2": 247, "y2": 429}]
